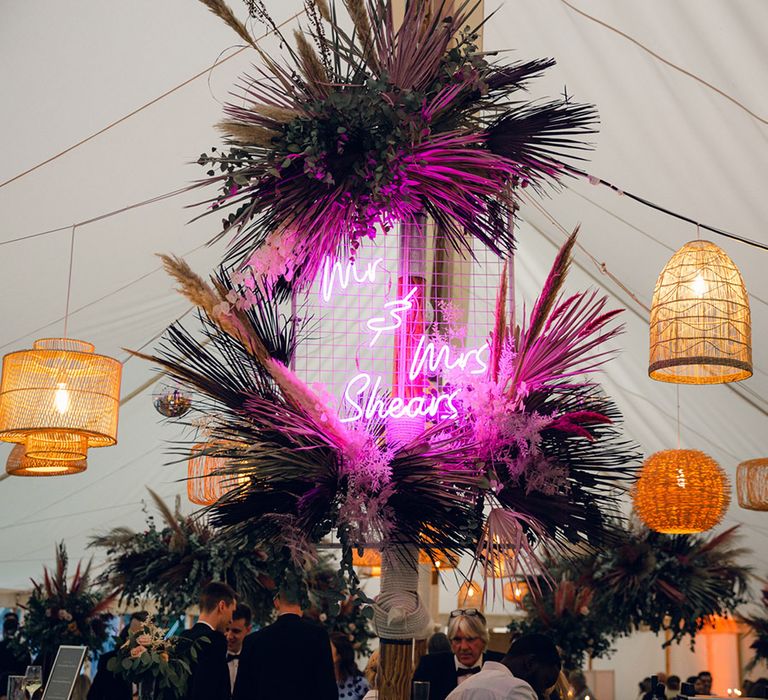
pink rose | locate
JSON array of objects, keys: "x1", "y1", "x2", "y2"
[
  {"x1": 136, "y1": 634, "x2": 152, "y2": 646},
  {"x1": 130, "y1": 645, "x2": 146, "y2": 658}
]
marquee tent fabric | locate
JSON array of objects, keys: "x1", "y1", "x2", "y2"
[{"x1": 1, "y1": 0, "x2": 766, "y2": 609}]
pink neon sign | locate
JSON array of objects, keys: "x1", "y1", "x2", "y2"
[{"x1": 319, "y1": 256, "x2": 487, "y2": 423}]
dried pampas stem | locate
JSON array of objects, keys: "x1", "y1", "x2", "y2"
[
  {"x1": 342, "y1": 0, "x2": 380, "y2": 73},
  {"x1": 312, "y1": 0, "x2": 331, "y2": 22},
  {"x1": 294, "y1": 30, "x2": 329, "y2": 93},
  {"x1": 216, "y1": 120, "x2": 280, "y2": 147},
  {"x1": 198, "y1": 0, "x2": 257, "y2": 48}
]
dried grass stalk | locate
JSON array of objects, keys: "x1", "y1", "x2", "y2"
[
  {"x1": 216, "y1": 120, "x2": 280, "y2": 147},
  {"x1": 312, "y1": 0, "x2": 331, "y2": 22},
  {"x1": 294, "y1": 30, "x2": 329, "y2": 92},
  {"x1": 198, "y1": 0, "x2": 257, "y2": 48},
  {"x1": 257, "y1": 105, "x2": 301, "y2": 123},
  {"x1": 343, "y1": 0, "x2": 380, "y2": 73}
]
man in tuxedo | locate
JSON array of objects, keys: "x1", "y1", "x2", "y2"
[
  {"x1": 412, "y1": 609, "x2": 504, "y2": 700},
  {"x1": 233, "y1": 589, "x2": 337, "y2": 700},
  {"x1": 445, "y1": 633, "x2": 561, "y2": 700},
  {"x1": 181, "y1": 581, "x2": 237, "y2": 700},
  {"x1": 225, "y1": 604, "x2": 253, "y2": 695},
  {"x1": 88, "y1": 611, "x2": 148, "y2": 700}
]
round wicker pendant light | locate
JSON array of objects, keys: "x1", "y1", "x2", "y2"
[
  {"x1": 503, "y1": 580, "x2": 529, "y2": 605},
  {"x1": 736, "y1": 458, "x2": 768, "y2": 511},
  {"x1": 352, "y1": 549, "x2": 382, "y2": 577},
  {"x1": 0, "y1": 338, "x2": 122, "y2": 461},
  {"x1": 649, "y1": 240, "x2": 751, "y2": 384},
  {"x1": 457, "y1": 580, "x2": 483, "y2": 610},
  {"x1": 187, "y1": 443, "x2": 240, "y2": 506},
  {"x1": 633, "y1": 449, "x2": 730, "y2": 533},
  {"x1": 6, "y1": 443, "x2": 87, "y2": 477}
]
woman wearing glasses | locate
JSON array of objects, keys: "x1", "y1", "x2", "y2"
[{"x1": 412, "y1": 609, "x2": 504, "y2": 700}]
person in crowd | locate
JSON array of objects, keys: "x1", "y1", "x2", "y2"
[
  {"x1": 88, "y1": 611, "x2": 149, "y2": 700},
  {"x1": 362, "y1": 650, "x2": 379, "y2": 700},
  {"x1": 71, "y1": 673, "x2": 92, "y2": 700},
  {"x1": 428, "y1": 632, "x2": 452, "y2": 655},
  {"x1": 0, "y1": 612, "x2": 30, "y2": 697},
  {"x1": 639, "y1": 678, "x2": 653, "y2": 700},
  {"x1": 693, "y1": 677, "x2": 707, "y2": 695},
  {"x1": 225, "y1": 604, "x2": 252, "y2": 695},
  {"x1": 569, "y1": 670, "x2": 595, "y2": 700},
  {"x1": 666, "y1": 675, "x2": 680, "y2": 699},
  {"x1": 331, "y1": 632, "x2": 369, "y2": 700},
  {"x1": 445, "y1": 632, "x2": 561, "y2": 700},
  {"x1": 749, "y1": 678, "x2": 768, "y2": 699},
  {"x1": 698, "y1": 672, "x2": 713, "y2": 695},
  {"x1": 412, "y1": 608, "x2": 504, "y2": 700},
  {"x1": 233, "y1": 588, "x2": 337, "y2": 700},
  {"x1": 180, "y1": 581, "x2": 237, "y2": 700},
  {"x1": 741, "y1": 680, "x2": 754, "y2": 697}
]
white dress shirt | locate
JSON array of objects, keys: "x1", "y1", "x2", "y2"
[
  {"x1": 445, "y1": 661, "x2": 538, "y2": 700},
  {"x1": 227, "y1": 654, "x2": 239, "y2": 692}
]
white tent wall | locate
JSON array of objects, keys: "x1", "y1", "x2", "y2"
[{"x1": 1, "y1": 0, "x2": 767, "y2": 685}]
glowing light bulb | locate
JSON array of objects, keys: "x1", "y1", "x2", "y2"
[
  {"x1": 434, "y1": 560, "x2": 441, "y2": 569},
  {"x1": 54, "y1": 383, "x2": 70, "y2": 414},
  {"x1": 467, "y1": 587, "x2": 475, "y2": 598},
  {"x1": 514, "y1": 587, "x2": 522, "y2": 598},
  {"x1": 676, "y1": 467, "x2": 687, "y2": 489},
  {"x1": 692, "y1": 273, "x2": 707, "y2": 297}
]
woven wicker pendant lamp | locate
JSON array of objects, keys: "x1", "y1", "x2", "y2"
[
  {"x1": 353, "y1": 549, "x2": 382, "y2": 577},
  {"x1": 418, "y1": 548, "x2": 459, "y2": 572},
  {"x1": 649, "y1": 240, "x2": 752, "y2": 384},
  {"x1": 457, "y1": 580, "x2": 483, "y2": 610},
  {"x1": 6, "y1": 443, "x2": 87, "y2": 477},
  {"x1": 503, "y1": 580, "x2": 529, "y2": 605},
  {"x1": 187, "y1": 443, "x2": 240, "y2": 506},
  {"x1": 0, "y1": 338, "x2": 122, "y2": 465},
  {"x1": 633, "y1": 449, "x2": 730, "y2": 533},
  {"x1": 736, "y1": 458, "x2": 768, "y2": 511}
]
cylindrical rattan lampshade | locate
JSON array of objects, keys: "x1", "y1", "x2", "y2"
[
  {"x1": 187, "y1": 443, "x2": 237, "y2": 506},
  {"x1": 0, "y1": 338, "x2": 122, "y2": 460},
  {"x1": 6, "y1": 443, "x2": 87, "y2": 476},
  {"x1": 649, "y1": 240, "x2": 752, "y2": 384},
  {"x1": 633, "y1": 449, "x2": 730, "y2": 533},
  {"x1": 353, "y1": 549, "x2": 382, "y2": 577},
  {"x1": 418, "y1": 548, "x2": 459, "y2": 571},
  {"x1": 736, "y1": 458, "x2": 768, "y2": 511}
]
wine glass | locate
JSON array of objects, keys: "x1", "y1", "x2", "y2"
[{"x1": 23, "y1": 666, "x2": 43, "y2": 699}]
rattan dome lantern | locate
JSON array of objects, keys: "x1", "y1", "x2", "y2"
[
  {"x1": 6, "y1": 443, "x2": 87, "y2": 477},
  {"x1": 503, "y1": 580, "x2": 529, "y2": 605},
  {"x1": 649, "y1": 240, "x2": 752, "y2": 384},
  {"x1": 187, "y1": 443, "x2": 237, "y2": 506},
  {"x1": 633, "y1": 449, "x2": 730, "y2": 533},
  {"x1": 352, "y1": 549, "x2": 382, "y2": 577},
  {"x1": 736, "y1": 458, "x2": 768, "y2": 511},
  {"x1": 0, "y1": 338, "x2": 121, "y2": 461},
  {"x1": 457, "y1": 580, "x2": 483, "y2": 610}
]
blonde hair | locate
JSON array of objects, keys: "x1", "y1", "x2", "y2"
[
  {"x1": 447, "y1": 613, "x2": 489, "y2": 648},
  {"x1": 365, "y1": 649, "x2": 380, "y2": 689}
]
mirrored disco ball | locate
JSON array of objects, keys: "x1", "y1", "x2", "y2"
[{"x1": 153, "y1": 382, "x2": 192, "y2": 418}]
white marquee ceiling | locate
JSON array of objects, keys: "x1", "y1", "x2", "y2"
[{"x1": 0, "y1": 0, "x2": 766, "y2": 597}]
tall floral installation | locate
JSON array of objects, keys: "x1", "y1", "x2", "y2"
[
  {"x1": 508, "y1": 523, "x2": 751, "y2": 670},
  {"x1": 137, "y1": 0, "x2": 642, "y2": 696},
  {"x1": 22, "y1": 544, "x2": 116, "y2": 676}
]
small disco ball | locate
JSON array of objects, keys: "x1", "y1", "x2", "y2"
[{"x1": 153, "y1": 382, "x2": 192, "y2": 418}]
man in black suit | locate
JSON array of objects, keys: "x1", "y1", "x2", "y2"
[
  {"x1": 0, "y1": 612, "x2": 31, "y2": 696},
  {"x1": 88, "y1": 611, "x2": 148, "y2": 700},
  {"x1": 233, "y1": 589, "x2": 337, "y2": 700},
  {"x1": 412, "y1": 609, "x2": 504, "y2": 700},
  {"x1": 180, "y1": 581, "x2": 237, "y2": 700},
  {"x1": 225, "y1": 604, "x2": 253, "y2": 695}
]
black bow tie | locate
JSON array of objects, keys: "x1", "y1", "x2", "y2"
[
  {"x1": 227, "y1": 654, "x2": 240, "y2": 663},
  {"x1": 457, "y1": 667, "x2": 481, "y2": 677}
]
